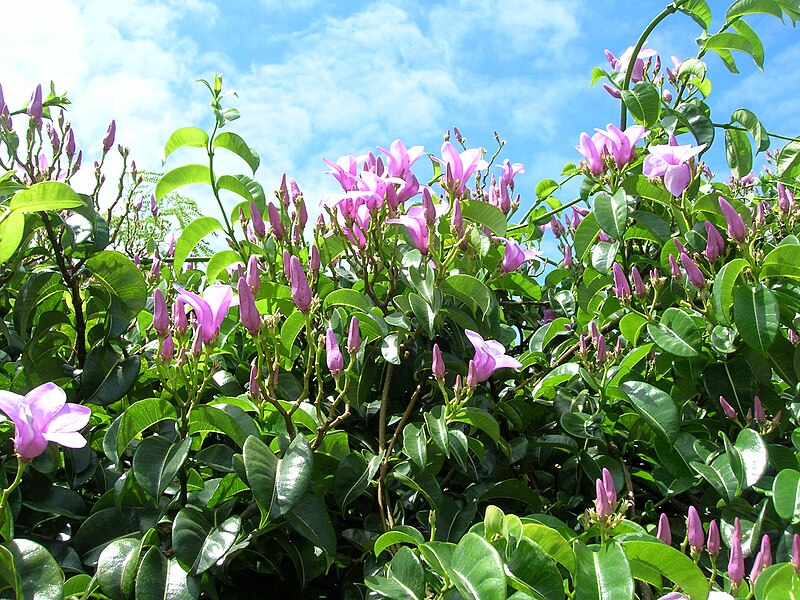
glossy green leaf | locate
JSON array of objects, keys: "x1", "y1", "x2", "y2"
[
  {"x1": 573, "y1": 212, "x2": 600, "y2": 260},
  {"x1": 188, "y1": 404, "x2": 259, "y2": 448},
  {"x1": 97, "y1": 538, "x2": 140, "y2": 600},
  {"x1": 778, "y1": 141, "x2": 800, "y2": 178},
  {"x1": 621, "y1": 82, "x2": 660, "y2": 126},
  {"x1": 217, "y1": 174, "x2": 254, "y2": 203},
  {"x1": 620, "y1": 380, "x2": 680, "y2": 442},
  {"x1": 172, "y1": 508, "x2": 210, "y2": 573},
  {"x1": 163, "y1": 127, "x2": 208, "y2": 159},
  {"x1": 647, "y1": 307, "x2": 702, "y2": 357},
  {"x1": 732, "y1": 108, "x2": 770, "y2": 152},
  {"x1": 727, "y1": 0, "x2": 784, "y2": 19},
  {"x1": 735, "y1": 428, "x2": 768, "y2": 488},
  {"x1": 773, "y1": 469, "x2": 800, "y2": 523},
  {"x1": 702, "y1": 356, "x2": 756, "y2": 417},
  {"x1": 461, "y1": 200, "x2": 507, "y2": 237},
  {"x1": 276, "y1": 434, "x2": 313, "y2": 515},
  {"x1": 574, "y1": 540, "x2": 634, "y2": 600},
  {"x1": 451, "y1": 407, "x2": 500, "y2": 444},
  {"x1": 1, "y1": 539, "x2": 63, "y2": 600},
  {"x1": 759, "y1": 563, "x2": 800, "y2": 599},
  {"x1": 192, "y1": 516, "x2": 241, "y2": 575},
  {"x1": 280, "y1": 309, "x2": 307, "y2": 356},
  {"x1": 734, "y1": 284, "x2": 780, "y2": 354},
  {"x1": 391, "y1": 465, "x2": 443, "y2": 511},
  {"x1": 762, "y1": 243, "x2": 800, "y2": 279},
  {"x1": 334, "y1": 452, "x2": 381, "y2": 512},
  {"x1": 366, "y1": 547, "x2": 425, "y2": 600},
  {"x1": 116, "y1": 398, "x2": 178, "y2": 456},
  {"x1": 712, "y1": 258, "x2": 748, "y2": 324},
  {"x1": 691, "y1": 455, "x2": 738, "y2": 504},
  {"x1": 594, "y1": 189, "x2": 628, "y2": 240},
  {"x1": 86, "y1": 250, "x2": 148, "y2": 312},
  {"x1": 732, "y1": 18, "x2": 765, "y2": 69},
  {"x1": 506, "y1": 538, "x2": 563, "y2": 600},
  {"x1": 242, "y1": 435, "x2": 278, "y2": 527},
  {"x1": 132, "y1": 436, "x2": 192, "y2": 499},
  {"x1": 442, "y1": 274, "x2": 493, "y2": 317},
  {"x1": 82, "y1": 344, "x2": 141, "y2": 406},
  {"x1": 424, "y1": 406, "x2": 449, "y2": 458},
  {"x1": 8, "y1": 181, "x2": 83, "y2": 213},
  {"x1": 374, "y1": 525, "x2": 426, "y2": 557},
  {"x1": 154, "y1": 164, "x2": 211, "y2": 202},
  {"x1": 621, "y1": 539, "x2": 709, "y2": 600},
  {"x1": 672, "y1": 101, "x2": 715, "y2": 150},
  {"x1": 284, "y1": 493, "x2": 337, "y2": 563},
  {"x1": 521, "y1": 522, "x2": 576, "y2": 573},
  {"x1": 173, "y1": 216, "x2": 223, "y2": 273},
  {"x1": 322, "y1": 288, "x2": 375, "y2": 313},
  {"x1": 725, "y1": 127, "x2": 753, "y2": 179},
  {"x1": 214, "y1": 131, "x2": 259, "y2": 174},
  {"x1": 205, "y1": 250, "x2": 242, "y2": 283},
  {"x1": 449, "y1": 533, "x2": 506, "y2": 600},
  {"x1": 135, "y1": 547, "x2": 199, "y2": 600},
  {"x1": 0, "y1": 210, "x2": 25, "y2": 263},
  {"x1": 403, "y1": 422, "x2": 427, "y2": 468},
  {"x1": 679, "y1": 0, "x2": 712, "y2": 29}
]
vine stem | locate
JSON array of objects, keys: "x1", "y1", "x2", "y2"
[{"x1": 377, "y1": 363, "x2": 395, "y2": 532}]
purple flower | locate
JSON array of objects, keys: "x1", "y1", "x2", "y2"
[
  {"x1": 387, "y1": 206, "x2": 430, "y2": 253},
  {"x1": 377, "y1": 139, "x2": 424, "y2": 178},
  {"x1": 238, "y1": 277, "x2": 260, "y2": 335},
  {"x1": 680, "y1": 252, "x2": 705, "y2": 288},
  {"x1": 346, "y1": 316, "x2": 360, "y2": 354},
  {"x1": 250, "y1": 202, "x2": 266, "y2": 238},
  {"x1": 249, "y1": 364, "x2": 260, "y2": 401},
  {"x1": 602, "y1": 468, "x2": 616, "y2": 504},
  {"x1": 326, "y1": 328, "x2": 343, "y2": 376},
  {"x1": 150, "y1": 194, "x2": 158, "y2": 218},
  {"x1": 719, "y1": 396, "x2": 737, "y2": 420},
  {"x1": 612, "y1": 262, "x2": 631, "y2": 300},
  {"x1": 728, "y1": 536, "x2": 744, "y2": 587},
  {"x1": 432, "y1": 344, "x2": 445, "y2": 381},
  {"x1": 656, "y1": 594, "x2": 688, "y2": 600},
  {"x1": 657, "y1": 513, "x2": 671, "y2": 545},
  {"x1": 451, "y1": 199, "x2": 464, "y2": 238},
  {"x1": 595, "y1": 478, "x2": 612, "y2": 518},
  {"x1": 152, "y1": 288, "x2": 169, "y2": 336},
  {"x1": 465, "y1": 329, "x2": 523, "y2": 383},
  {"x1": 606, "y1": 46, "x2": 658, "y2": 83},
  {"x1": 792, "y1": 534, "x2": 800, "y2": 571},
  {"x1": 176, "y1": 284, "x2": 233, "y2": 343},
  {"x1": 576, "y1": 133, "x2": 604, "y2": 174},
  {"x1": 687, "y1": 506, "x2": 704, "y2": 551},
  {"x1": 288, "y1": 255, "x2": 312, "y2": 313},
  {"x1": 718, "y1": 196, "x2": 746, "y2": 242},
  {"x1": 760, "y1": 534, "x2": 773, "y2": 568},
  {"x1": 246, "y1": 255, "x2": 261, "y2": 294},
  {"x1": 498, "y1": 159, "x2": 524, "y2": 189},
  {"x1": 102, "y1": 120, "x2": 116, "y2": 152},
  {"x1": 707, "y1": 520, "x2": 720, "y2": 557},
  {"x1": 502, "y1": 239, "x2": 540, "y2": 273},
  {"x1": 27, "y1": 84, "x2": 43, "y2": 123},
  {"x1": 309, "y1": 245, "x2": 320, "y2": 274},
  {"x1": 778, "y1": 182, "x2": 795, "y2": 214},
  {"x1": 643, "y1": 142, "x2": 705, "y2": 197},
  {"x1": 704, "y1": 222, "x2": 725, "y2": 262},
  {"x1": 267, "y1": 203, "x2": 283, "y2": 240},
  {"x1": 435, "y1": 142, "x2": 488, "y2": 196},
  {"x1": 596, "y1": 336, "x2": 607, "y2": 364},
  {"x1": 0, "y1": 383, "x2": 91, "y2": 461},
  {"x1": 594, "y1": 123, "x2": 649, "y2": 168},
  {"x1": 669, "y1": 254, "x2": 681, "y2": 280},
  {"x1": 65, "y1": 129, "x2": 76, "y2": 158}
]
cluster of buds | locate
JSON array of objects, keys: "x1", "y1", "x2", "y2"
[
  {"x1": 611, "y1": 262, "x2": 647, "y2": 300},
  {"x1": 585, "y1": 468, "x2": 629, "y2": 529}
]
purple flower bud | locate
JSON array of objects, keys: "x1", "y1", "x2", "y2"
[
  {"x1": 657, "y1": 513, "x2": 672, "y2": 545},
  {"x1": 754, "y1": 396, "x2": 766, "y2": 424},
  {"x1": 297, "y1": 201, "x2": 308, "y2": 230},
  {"x1": 598, "y1": 230, "x2": 612, "y2": 243},
  {"x1": 0, "y1": 83, "x2": 5, "y2": 115},
  {"x1": 150, "y1": 194, "x2": 158, "y2": 218},
  {"x1": 733, "y1": 518, "x2": 742, "y2": 542},
  {"x1": 289, "y1": 179, "x2": 302, "y2": 204},
  {"x1": 707, "y1": 520, "x2": 720, "y2": 557},
  {"x1": 346, "y1": 316, "x2": 360, "y2": 354},
  {"x1": 778, "y1": 182, "x2": 795, "y2": 214},
  {"x1": 152, "y1": 288, "x2": 169, "y2": 336},
  {"x1": 250, "y1": 202, "x2": 266, "y2": 238},
  {"x1": 756, "y1": 201, "x2": 766, "y2": 225},
  {"x1": 238, "y1": 277, "x2": 261, "y2": 335},
  {"x1": 564, "y1": 244, "x2": 573, "y2": 268},
  {"x1": 662, "y1": 88, "x2": 673, "y2": 103},
  {"x1": 451, "y1": 199, "x2": 464, "y2": 236},
  {"x1": 47, "y1": 124, "x2": 60, "y2": 151},
  {"x1": 612, "y1": 262, "x2": 631, "y2": 300},
  {"x1": 596, "y1": 336, "x2": 607, "y2": 364},
  {"x1": 687, "y1": 506, "x2": 704, "y2": 551},
  {"x1": 760, "y1": 534, "x2": 773, "y2": 569},
  {"x1": 267, "y1": 202, "x2": 283, "y2": 240},
  {"x1": 719, "y1": 196, "x2": 746, "y2": 242},
  {"x1": 326, "y1": 328, "x2": 343, "y2": 376},
  {"x1": 65, "y1": 129, "x2": 76, "y2": 158},
  {"x1": 249, "y1": 364, "x2": 260, "y2": 400},
  {"x1": 673, "y1": 239, "x2": 687, "y2": 255},
  {"x1": 551, "y1": 217, "x2": 565, "y2": 238},
  {"x1": 704, "y1": 221, "x2": 725, "y2": 263},
  {"x1": 602, "y1": 83, "x2": 622, "y2": 99},
  {"x1": 432, "y1": 344, "x2": 445, "y2": 381},
  {"x1": 719, "y1": 396, "x2": 737, "y2": 420},
  {"x1": 149, "y1": 251, "x2": 161, "y2": 278},
  {"x1": 246, "y1": 255, "x2": 260, "y2": 294},
  {"x1": 172, "y1": 298, "x2": 187, "y2": 335},
  {"x1": 283, "y1": 250, "x2": 291, "y2": 280},
  {"x1": 73, "y1": 150, "x2": 82, "y2": 173},
  {"x1": 309, "y1": 245, "x2": 320, "y2": 274},
  {"x1": 750, "y1": 550, "x2": 765, "y2": 582},
  {"x1": 191, "y1": 325, "x2": 204, "y2": 356},
  {"x1": 579, "y1": 333, "x2": 588, "y2": 355},
  {"x1": 160, "y1": 334, "x2": 175, "y2": 362},
  {"x1": 422, "y1": 188, "x2": 436, "y2": 225},
  {"x1": 466, "y1": 360, "x2": 478, "y2": 390},
  {"x1": 289, "y1": 255, "x2": 312, "y2": 313},
  {"x1": 589, "y1": 321, "x2": 600, "y2": 345},
  {"x1": 631, "y1": 266, "x2": 646, "y2": 297},
  {"x1": 102, "y1": 120, "x2": 116, "y2": 152},
  {"x1": 790, "y1": 329, "x2": 799, "y2": 345},
  {"x1": 669, "y1": 253, "x2": 681, "y2": 280},
  {"x1": 680, "y1": 252, "x2": 705, "y2": 288},
  {"x1": 595, "y1": 478, "x2": 611, "y2": 518},
  {"x1": 27, "y1": 84, "x2": 43, "y2": 123},
  {"x1": 602, "y1": 468, "x2": 616, "y2": 505},
  {"x1": 792, "y1": 534, "x2": 800, "y2": 571}
]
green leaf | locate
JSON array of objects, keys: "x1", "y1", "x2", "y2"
[
  {"x1": 449, "y1": 533, "x2": 506, "y2": 600},
  {"x1": 647, "y1": 307, "x2": 702, "y2": 357},
  {"x1": 97, "y1": 538, "x2": 140, "y2": 600},
  {"x1": 374, "y1": 525, "x2": 426, "y2": 557},
  {"x1": 702, "y1": 356, "x2": 756, "y2": 417},
  {"x1": 0, "y1": 210, "x2": 25, "y2": 263},
  {"x1": 116, "y1": 398, "x2": 178, "y2": 456},
  {"x1": 701, "y1": 31, "x2": 755, "y2": 61},
  {"x1": 732, "y1": 108, "x2": 770, "y2": 152},
  {"x1": 334, "y1": 452, "x2": 381, "y2": 512},
  {"x1": 735, "y1": 428, "x2": 768, "y2": 488},
  {"x1": 734, "y1": 284, "x2": 780, "y2": 354},
  {"x1": 451, "y1": 408, "x2": 500, "y2": 444},
  {"x1": 777, "y1": 141, "x2": 800, "y2": 178},
  {"x1": 135, "y1": 547, "x2": 199, "y2": 600},
  {"x1": 573, "y1": 212, "x2": 600, "y2": 260},
  {"x1": 621, "y1": 539, "x2": 709, "y2": 600},
  {"x1": 732, "y1": 18, "x2": 765, "y2": 69},
  {"x1": 574, "y1": 541, "x2": 634, "y2": 600},
  {"x1": 191, "y1": 515, "x2": 240, "y2": 575},
  {"x1": 322, "y1": 288, "x2": 375, "y2": 313},
  {"x1": 620, "y1": 82, "x2": 660, "y2": 126},
  {"x1": 242, "y1": 435, "x2": 278, "y2": 527},
  {"x1": 442, "y1": 274, "x2": 494, "y2": 317},
  {"x1": 276, "y1": 435, "x2": 313, "y2": 516},
  {"x1": 390, "y1": 466, "x2": 443, "y2": 511},
  {"x1": 173, "y1": 216, "x2": 223, "y2": 273},
  {"x1": 205, "y1": 250, "x2": 242, "y2": 283},
  {"x1": 155, "y1": 164, "x2": 211, "y2": 202},
  {"x1": 8, "y1": 181, "x2": 84, "y2": 213},
  {"x1": 506, "y1": 537, "x2": 564, "y2": 600},
  {"x1": 284, "y1": 493, "x2": 337, "y2": 564},
  {"x1": 403, "y1": 423, "x2": 427, "y2": 468},
  {"x1": 623, "y1": 175, "x2": 673, "y2": 207},
  {"x1": 672, "y1": 101, "x2": 715, "y2": 150},
  {"x1": 132, "y1": 436, "x2": 192, "y2": 499},
  {"x1": 712, "y1": 258, "x2": 749, "y2": 324},
  {"x1": 213, "y1": 131, "x2": 259, "y2": 173},
  {"x1": 594, "y1": 189, "x2": 628, "y2": 240},
  {"x1": 521, "y1": 522, "x2": 576, "y2": 573},
  {"x1": 82, "y1": 344, "x2": 141, "y2": 406},
  {"x1": 759, "y1": 563, "x2": 800, "y2": 599},
  {"x1": 762, "y1": 244, "x2": 800, "y2": 279},
  {"x1": 188, "y1": 404, "x2": 259, "y2": 448},
  {"x1": 365, "y1": 547, "x2": 425, "y2": 600},
  {"x1": 1, "y1": 539, "x2": 64, "y2": 600},
  {"x1": 620, "y1": 312, "x2": 648, "y2": 345},
  {"x1": 163, "y1": 127, "x2": 208, "y2": 159},
  {"x1": 725, "y1": 127, "x2": 753, "y2": 179},
  {"x1": 86, "y1": 250, "x2": 148, "y2": 312},
  {"x1": 620, "y1": 380, "x2": 680, "y2": 443},
  {"x1": 424, "y1": 406, "x2": 449, "y2": 458},
  {"x1": 409, "y1": 292, "x2": 436, "y2": 337},
  {"x1": 280, "y1": 309, "x2": 307, "y2": 356},
  {"x1": 679, "y1": 0, "x2": 712, "y2": 29},
  {"x1": 172, "y1": 508, "x2": 210, "y2": 573},
  {"x1": 691, "y1": 455, "x2": 738, "y2": 504},
  {"x1": 217, "y1": 175, "x2": 254, "y2": 204},
  {"x1": 727, "y1": 0, "x2": 784, "y2": 20},
  {"x1": 461, "y1": 200, "x2": 507, "y2": 237},
  {"x1": 773, "y1": 469, "x2": 800, "y2": 523}
]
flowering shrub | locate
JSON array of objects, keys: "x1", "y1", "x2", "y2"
[{"x1": 1, "y1": 1, "x2": 800, "y2": 599}]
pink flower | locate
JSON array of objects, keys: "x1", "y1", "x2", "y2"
[
  {"x1": 643, "y1": 142, "x2": 705, "y2": 197},
  {"x1": 0, "y1": 383, "x2": 91, "y2": 461},
  {"x1": 377, "y1": 139, "x2": 424, "y2": 178},
  {"x1": 704, "y1": 221, "x2": 725, "y2": 262},
  {"x1": 605, "y1": 46, "x2": 658, "y2": 83},
  {"x1": 250, "y1": 202, "x2": 266, "y2": 238},
  {"x1": 707, "y1": 520, "x2": 720, "y2": 557},
  {"x1": 387, "y1": 206, "x2": 430, "y2": 253},
  {"x1": 602, "y1": 468, "x2": 616, "y2": 504},
  {"x1": 576, "y1": 133, "x2": 604, "y2": 174},
  {"x1": 719, "y1": 396, "x2": 737, "y2": 420},
  {"x1": 728, "y1": 536, "x2": 744, "y2": 587},
  {"x1": 595, "y1": 478, "x2": 612, "y2": 518},
  {"x1": 177, "y1": 284, "x2": 233, "y2": 343},
  {"x1": 435, "y1": 142, "x2": 488, "y2": 196},
  {"x1": 502, "y1": 239, "x2": 540, "y2": 273},
  {"x1": 102, "y1": 120, "x2": 116, "y2": 152},
  {"x1": 152, "y1": 288, "x2": 169, "y2": 336},
  {"x1": 631, "y1": 266, "x2": 646, "y2": 297},
  {"x1": 612, "y1": 262, "x2": 631, "y2": 300},
  {"x1": 680, "y1": 252, "x2": 705, "y2": 288},
  {"x1": 593, "y1": 123, "x2": 648, "y2": 168},
  {"x1": 465, "y1": 329, "x2": 522, "y2": 383}
]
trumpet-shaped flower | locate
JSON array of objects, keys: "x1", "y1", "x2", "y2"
[
  {"x1": 643, "y1": 142, "x2": 705, "y2": 197},
  {"x1": 502, "y1": 239, "x2": 540, "y2": 273},
  {"x1": 593, "y1": 123, "x2": 649, "y2": 168},
  {"x1": 387, "y1": 206, "x2": 430, "y2": 253},
  {"x1": 606, "y1": 46, "x2": 658, "y2": 83},
  {"x1": 177, "y1": 284, "x2": 233, "y2": 343},
  {"x1": 435, "y1": 142, "x2": 488, "y2": 196},
  {"x1": 718, "y1": 196, "x2": 746, "y2": 242},
  {"x1": 464, "y1": 329, "x2": 522, "y2": 383},
  {"x1": 377, "y1": 139, "x2": 424, "y2": 178},
  {"x1": 0, "y1": 383, "x2": 91, "y2": 461}
]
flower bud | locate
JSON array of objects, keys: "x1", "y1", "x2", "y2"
[
  {"x1": 250, "y1": 202, "x2": 266, "y2": 238},
  {"x1": 657, "y1": 513, "x2": 671, "y2": 545},
  {"x1": 687, "y1": 506, "x2": 704, "y2": 552},
  {"x1": 346, "y1": 316, "x2": 360, "y2": 354},
  {"x1": 612, "y1": 262, "x2": 631, "y2": 300},
  {"x1": 792, "y1": 534, "x2": 800, "y2": 572},
  {"x1": 451, "y1": 199, "x2": 464, "y2": 236},
  {"x1": 190, "y1": 325, "x2": 204, "y2": 356},
  {"x1": 159, "y1": 334, "x2": 175, "y2": 362},
  {"x1": 596, "y1": 336, "x2": 607, "y2": 364},
  {"x1": 595, "y1": 478, "x2": 611, "y2": 518},
  {"x1": 47, "y1": 124, "x2": 60, "y2": 151},
  {"x1": 432, "y1": 344, "x2": 445, "y2": 381},
  {"x1": 102, "y1": 120, "x2": 116, "y2": 152},
  {"x1": 268, "y1": 202, "x2": 283, "y2": 239},
  {"x1": 309, "y1": 245, "x2": 320, "y2": 274},
  {"x1": 707, "y1": 520, "x2": 720, "y2": 557},
  {"x1": 704, "y1": 221, "x2": 725, "y2": 263},
  {"x1": 246, "y1": 255, "x2": 261, "y2": 294},
  {"x1": 759, "y1": 534, "x2": 772, "y2": 569},
  {"x1": 669, "y1": 253, "x2": 681, "y2": 280},
  {"x1": 288, "y1": 255, "x2": 312, "y2": 313},
  {"x1": 602, "y1": 468, "x2": 616, "y2": 505},
  {"x1": 172, "y1": 298, "x2": 187, "y2": 335},
  {"x1": 249, "y1": 364, "x2": 260, "y2": 401},
  {"x1": 750, "y1": 551, "x2": 765, "y2": 582},
  {"x1": 754, "y1": 395, "x2": 766, "y2": 424},
  {"x1": 297, "y1": 200, "x2": 308, "y2": 229},
  {"x1": 326, "y1": 328, "x2": 343, "y2": 376},
  {"x1": 589, "y1": 321, "x2": 600, "y2": 345},
  {"x1": 680, "y1": 252, "x2": 705, "y2": 288},
  {"x1": 65, "y1": 128, "x2": 76, "y2": 158},
  {"x1": 422, "y1": 188, "x2": 436, "y2": 225},
  {"x1": 150, "y1": 193, "x2": 158, "y2": 218},
  {"x1": 719, "y1": 196, "x2": 746, "y2": 242},
  {"x1": 152, "y1": 288, "x2": 169, "y2": 336},
  {"x1": 719, "y1": 396, "x2": 737, "y2": 420},
  {"x1": 149, "y1": 250, "x2": 161, "y2": 278},
  {"x1": 631, "y1": 266, "x2": 646, "y2": 297},
  {"x1": 733, "y1": 517, "x2": 742, "y2": 542},
  {"x1": 27, "y1": 84, "x2": 43, "y2": 123},
  {"x1": 564, "y1": 244, "x2": 573, "y2": 268},
  {"x1": 466, "y1": 360, "x2": 478, "y2": 390},
  {"x1": 238, "y1": 277, "x2": 261, "y2": 335}
]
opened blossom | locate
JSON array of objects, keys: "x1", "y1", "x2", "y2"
[
  {"x1": 377, "y1": 139, "x2": 424, "y2": 178},
  {"x1": 501, "y1": 238, "x2": 540, "y2": 273},
  {"x1": 605, "y1": 45, "x2": 658, "y2": 83},
  {"x1": 465, "y1": 329, "x2": 522, "y2": 383},
  {"x1": 643, "y1": 140, "x2": 705, "y2": 197},
  {"x1": 0, "y1": 383, "x2": 91, "y2": 461},
  {"x1": 435, "y1": 141, "x2": 488, "y2": 196},
  {"x1": 177, "y1": 284, "x2": 233, "y2": 343}
]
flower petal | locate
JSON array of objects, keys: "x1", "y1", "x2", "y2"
[
  {"x1": 26, "y1": 382, "x2": 68, "y2": 426},
  {"x1": 0, "y1": 391, "x2": 23, "y2": 424}
]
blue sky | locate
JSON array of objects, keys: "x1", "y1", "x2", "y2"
[{"x1": 7, "y1": 0, "x2": 800, "y2": 231}]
